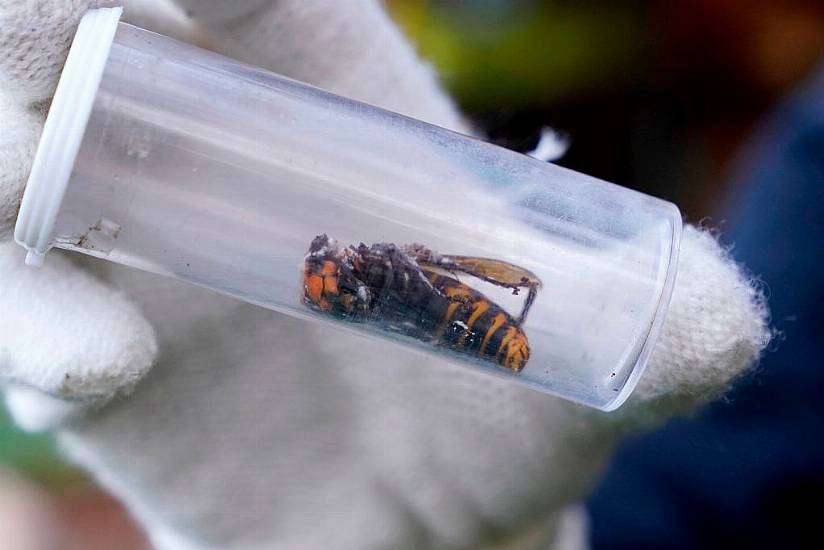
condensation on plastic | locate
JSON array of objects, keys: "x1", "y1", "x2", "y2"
[{"x1": 24, "y1": 20, "x2": 681, "y2": 410}]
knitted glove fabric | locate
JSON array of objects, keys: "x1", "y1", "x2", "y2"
[{"x1": 0, "y1": 1, "x2": 770, "y2": 549}]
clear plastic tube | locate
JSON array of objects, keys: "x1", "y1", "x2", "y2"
[{"x1": 15, "y1": 9, "x2": 681, "y2": 410}]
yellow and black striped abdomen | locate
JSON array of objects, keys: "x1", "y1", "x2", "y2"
[{"x1": 426, "y1": 271, "x2": 531, "y2": 372}]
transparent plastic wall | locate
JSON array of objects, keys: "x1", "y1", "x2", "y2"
[{"x1": 18, "y1": 14, "x2": 681, "y2": 410}]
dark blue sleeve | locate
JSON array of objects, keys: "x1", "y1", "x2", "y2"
[{"x1": 586, "y1": 58, "x2": 824, "y2": 550}]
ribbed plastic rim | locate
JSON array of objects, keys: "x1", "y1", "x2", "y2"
[{"x1": 14, "y1": 7, "x2": 123, "y2": 267}]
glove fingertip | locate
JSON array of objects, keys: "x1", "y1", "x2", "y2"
[
  {"x1": 1, "y1": 243, "x2": 159, "y2": 407},
  {"x1": 3, "y1": 385, "x2": 86, "y2": 432},
  {"x1": 630, "y1": 224, "x2": 772, "y2": 412}
]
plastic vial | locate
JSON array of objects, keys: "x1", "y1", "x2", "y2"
[{"x1": 15, "y1": 8, "x2": 681, "y2": 411}]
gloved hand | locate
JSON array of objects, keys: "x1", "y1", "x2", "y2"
[{"x1": 0, "y1": 1, "x2": 771, "y2": 549}]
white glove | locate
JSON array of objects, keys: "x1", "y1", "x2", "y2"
[{"x1": 0, "y1": 1, "x2": 770, "y2": 549}]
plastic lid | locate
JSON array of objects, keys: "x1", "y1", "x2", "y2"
[{"x1": 14, "y1": 7, "x2": 123, "y2": 267}]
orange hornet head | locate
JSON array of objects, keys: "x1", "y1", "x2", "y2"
[
  {"x1": 303, "y1": 235, "x2": 342, "y2": 312},
  {"x1": 303, "y1": 259, "x2": 340, "y2": 311}
]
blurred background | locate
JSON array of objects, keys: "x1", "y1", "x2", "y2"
[{"x1": 2, "y1": 0, "x2": 823, "y2": 547}]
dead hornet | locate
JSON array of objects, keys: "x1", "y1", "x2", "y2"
[{"x1": 302, "y1": 234, "x2": 542, "y2": 372}]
